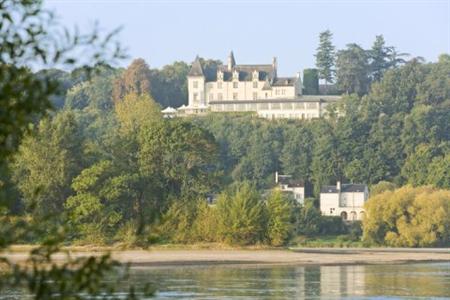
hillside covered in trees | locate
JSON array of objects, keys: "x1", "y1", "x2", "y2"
[{"x1": 2, "y1": 33, "x2": 450, "y2": 247}]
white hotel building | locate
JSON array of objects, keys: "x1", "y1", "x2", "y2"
[{"x1": 179, "y1": 51, "x2": 340, "y2": 119}]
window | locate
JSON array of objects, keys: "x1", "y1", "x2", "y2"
[
  {"x1": 258, "y1": 103, "x2": 269, "y2": 110},
  {"x1": 209, "y1": 94, "x2": 214, "y2": 101},
  {"x1": 253, "y1": 92, "x2": 258, "y2": 100},
  {"x1": 294, "y1": 102, "x2": 305, "y2": 109},
  {"x1": 218, "y1": 93, "x2": 223, "y2": 100},
  {"x1": 193, "y1": 81, "x2": 198, "y2": 88},
  {"x1": 282, "y1": 103, "x2": 293, "y2": 110},
  {"x1": 253, "y1": 81, "x2": 258, "y2": 88},
  {"x1": 193, "y1": 93, "x2": 198, "y2": 101},
  {"x1": 233, "y1": 93, "x2": 238, "y2": 100},
  {"x1": 265, "y1": 92, "x2": 268, "y2": 99},
  {"x1": 217, "y1": 81, "x2": 222, "y2": 89},
  {"x1": 282, "y1": 89, "x2": 286, "y2": 95},
  {"x1": 271, "y1": 103, "x2": 281, "y2": 110},
  {"x1": 233, "y1": 81, "x2": 238, "y2": 89}
]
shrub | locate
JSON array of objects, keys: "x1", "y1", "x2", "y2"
[
  {"x1": 266, "y1": 189, "x2": 295, "y2": 246},
  {"x1": 216, "y1": 182, "x2": 266, "y2": 245},
  {"x1": 363, "y1": 186, "x2": 450, "y2": 247}
]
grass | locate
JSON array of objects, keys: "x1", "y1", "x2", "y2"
[{"x1": 291, "y1": 235, "x2": 367, "y2": 248}]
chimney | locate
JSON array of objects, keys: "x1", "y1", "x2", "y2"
[
  {"x1": 272, "y1": 56, "x2": 278, "y2": 77},
  {"x1": 337, "y1": 181, "x2": 341, "y2": 191},
  {"x1": 275, "y1": 171, "x2": 279, "y2": 183}
]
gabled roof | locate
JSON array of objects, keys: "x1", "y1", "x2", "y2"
[
  {"x1": 273, "y1": 77, "x2": 296, "y2": 87},
  {"x1": 278, "y1": 174, "x2": 304, "y2": 187},
  {"x1": 188, "y1": 56, "x2": 204, "y2": 77},
  {"x1": 321, "y1": 184, "x2": 367, "y2": 194},
  {"x1": 213, "y1": 64, "x2": 275, "y2": 83}
]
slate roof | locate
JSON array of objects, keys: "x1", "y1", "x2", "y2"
[
  {"x1": 321, "y1": 184, "x2": 367, "y2": 193},
  {"x1": 216, "y1": 64, "x2": 275, "y2": 82},
  {"x1": 278, "y1": 175, "x2": 305, "y2": 187},
  {"x1": 188, "y1": 52, "x2": 298, "y2": 88},
  {"x1": 188, "y1": 56, "x2": 204, "y2": 76},
  {"x1": 273, "y1": 77, "x2": 296, "y2": 86}
]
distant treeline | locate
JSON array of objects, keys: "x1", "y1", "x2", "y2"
[{"x1": 3, "y1": 42, "x2": 450, "y2": 247}]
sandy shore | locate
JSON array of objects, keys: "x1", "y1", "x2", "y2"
[{"x1": 4, "y1": 248, "x2": 450, "y2": 267}]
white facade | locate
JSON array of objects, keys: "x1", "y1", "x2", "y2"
[
  {"x1": 320, "y1": 182, "x2": 368, "y2": 221},
  {"x1": 183, "y1": 52, "x2": 341, "y2": 119},
  {"x1": 275, "y1": 172, "x2": 305, "y2": 205}
]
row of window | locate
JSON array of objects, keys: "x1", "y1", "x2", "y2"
[
  {"x1": 211, "y1": 103, "x2": 320, "y2": 114},
  {"x1": 193, "y1": 80, "x2": 260, "y2": 89}
]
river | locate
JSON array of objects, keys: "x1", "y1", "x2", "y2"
[
  {"x1": 1, "y1": 262, "x2": 449, "y2": 299},
  {"x1": 131, "y1": 262, "x2": 450, "y2": 299}
]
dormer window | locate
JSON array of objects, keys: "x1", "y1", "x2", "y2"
[
  {"x1": 217, "y1": 70, "x2": 223, "y2": 81},
  {"x1": 252, "y1": 70, "x2": 259, "y2": 80},
  {"x1": 233, "y1": 70, "x2": 239, "y2": 80}
]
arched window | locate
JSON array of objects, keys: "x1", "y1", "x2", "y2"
[
  {"x1": 340, "y1": 211, "x2": 348, "y2": 221},
  {"x1": 350, "y1": 211, "x2": 357, "y2": 221},
  {"x1": 359, "y1": 211, "x2": 365, "y2": 220}
]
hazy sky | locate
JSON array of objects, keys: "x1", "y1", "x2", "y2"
[{"x1": 46, "y1": 0, "x2": 450, "y2": 76}]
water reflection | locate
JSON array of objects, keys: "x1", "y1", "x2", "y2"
[
  {"x1": 1, "y1": 262, "x2": 449, "y2": 299},
  {"x1": 127, "y1": 262, "x2": 450, "y2": 299}
]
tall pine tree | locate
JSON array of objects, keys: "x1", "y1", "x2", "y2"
[{"x1": 315, "y1": 30, "x2": 336, "y2": 87}]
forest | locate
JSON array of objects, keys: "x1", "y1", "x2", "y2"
[
  {"x1": 0, "y1": 24, "x2": 449, "y2": 249},
  {"x1": 1, "y1": 48, "x2": 448, "y2": 248}
]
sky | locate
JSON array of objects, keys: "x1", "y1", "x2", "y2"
[{"x1": 46, "y1": 0, "x2": 450, "y2": 76}]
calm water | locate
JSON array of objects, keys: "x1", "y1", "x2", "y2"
[
  {"x1": 130, "y1": 262, "x2": 450, "y2": 299},
  {"x1": 2, "y1": 262, "x2": 450, "y2": 299}
]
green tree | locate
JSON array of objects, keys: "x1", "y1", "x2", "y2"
[
  {"x1": 315, "y1": 30, "x2": 335, "y2": 86},
  {"x1": 12, "y1": 111, "x2": 84, "y2": 217},
  {"x1": 369, "y1": 35, "x2": 392, "y2": 81},
  {"x1": 0, "y1": 0, "x2": 146, "y2": 298},
  {"x1": 336, "y1": 43, "x2": 370, "y2": 95},
  {"x1": 302, "y1": 68, "x2": 319, "y2": 95},
  {"x1": 191, "y1": 200, "x2": 219, "y2": 242},
  {"x1": 216, "y1": 183, "x2": 266, "y2": 245},
  {"x1": 150, "y1": 61, "x2": 190, "y2": 108},
  {"x1": 370, "y1": 181, "x2": 396, "y2": 196},
  {"x1": 296, "y1": 200, "x2": 322, "y2": 236},
  {"x1": 65, "y1": 64, "x2": 118, "y2": 111},
  {"x1": 65, "y1": 160, "x2": 130, "y2": 243},
  {"x1": 417, "y1": 54, "x2": 450, "y2": 106},
  {"x1": 281, "y1": 125, "x2": 313, "y2": 182},
  {"x1": 427, "y1": 153, "x2": 450, "y2": 189},
  {"x1": 266, "y1": 189, "x2": 295, "y2": 246},
  {"x1": 401, "y1": 144, "x2": 439, "y2": 186}
]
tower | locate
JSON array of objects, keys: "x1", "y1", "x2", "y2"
[
  {"x1": 187, "y1": 56, "x2": 205, "y2": 107},
  {"x1": 227, "y1": 51, "x2": 236, "y2": 71}
]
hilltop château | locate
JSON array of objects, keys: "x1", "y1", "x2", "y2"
[{"x1": 176, "y1": 51, "x2": 341, "y2": 120}]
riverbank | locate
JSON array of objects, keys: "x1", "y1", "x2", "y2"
[{"x1": 3, "y1": 247, "x2": 450, "y2": 267}]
